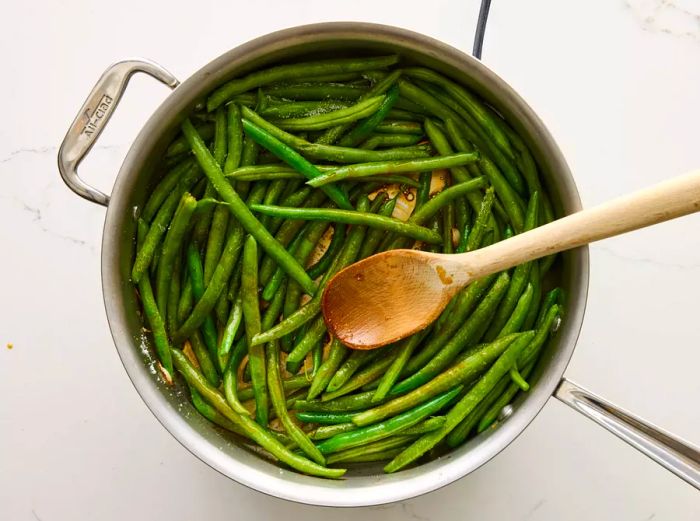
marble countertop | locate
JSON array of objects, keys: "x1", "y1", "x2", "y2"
[{"x1": 2, "y1": 0, "x2": 699, "y2": 519}]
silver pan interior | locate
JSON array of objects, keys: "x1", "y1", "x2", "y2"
[{"x1": 101, "y1": 22, "x2": 588, "y2": 506}]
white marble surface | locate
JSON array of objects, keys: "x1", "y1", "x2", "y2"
[{"x1": 2, "y1": 0, "x2": 699, "y2": 519}]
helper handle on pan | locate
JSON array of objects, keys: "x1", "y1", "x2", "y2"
[
  {"x1": 555, "y1": 378, "x2": 700, "y2": 490},
  {"x1": 58, "y1": 60, "x2": 179, "y2": 207}
]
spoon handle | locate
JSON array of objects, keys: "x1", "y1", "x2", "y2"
[{"x1": 463, "y1": 170, "x2": 700, "y2": 279}]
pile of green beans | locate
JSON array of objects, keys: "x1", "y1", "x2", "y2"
[{"x1": 131, "y1": 54, "x2": 565, "y2": 478}]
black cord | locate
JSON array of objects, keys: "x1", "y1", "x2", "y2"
[{"x1": 472, "y1": 0, "x2": 492, "y2": 59}]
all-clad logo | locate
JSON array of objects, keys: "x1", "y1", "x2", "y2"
[{"x1": 81, "y1": 94, "x2": 113, "y2": 136}]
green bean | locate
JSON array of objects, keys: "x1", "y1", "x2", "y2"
[
  {"x1": 185, "y1": 244, "x2": 220, "y2": 368},
  {"x1": 171, "y1": 349, "x2": 345, "y2": 478},
  {"x1": 384, "y1": 332, "x2": 532, "y2": 472},
  {"x1": 131, "y1": 166, "x2": 201, "y2": 284},
  {"x1": 409, "y1": 178, "x2": 487, "y2": 225},
  {"x1": 316, "y1": 70, "x2": 402, "y2": 145},
  {"x1": 310, "y1": 422, "x2": 356, "y2": 440},
  {"x1": 173, "y1": 224, "x2": 244, "y2": 345},
  {"x1": 189, "y1": 331, "x2": 219, "y2": 387},
  {"x1": 189, "y1": 384, "x2": 245, "y2": 435},
  {"x1": 374, "y1": 120, "x2": 424, "y2": 135},
  {"x1": 296, "y1": 411, "x2": 357, "y2": 425},
  {"x1": 286, "y1": 315, "x2": 327, "y2": 369},
  {"x1": 241, "y1": 118, "x2": 353, "y2": 211},
  {"x1": 223, "y1": 337, "x2": 251, "y2": 415},
  {"x1": 372, "y1": 332, "x2": 427, "y2": 403},
  {"x1": 263, "y1": 219, "x2": 330, "y2": 300},
  {"x1": 176, "y1": 276, "x2": 193, "y2": 328},
  {"x1": 261, "y1": 99, "x2": 352, "y2": 119},
  {"x1": 499, "y1": 283, "x2": 534, "y2": 337},
  {"x1": 326, "y1": 350, "x2": 379, "y2": 393},
  {"x1": 521, "y1": 261, "x2": 542, "y2": 331},
  {"x1": 265, "y1": 82, "x2": 367, "y2": 100},
  {"x1": 295, "y1": 390, "x2": 376, "y2": 413},
  {"x1": 338, "y1": 84, "x2": 399, "y2": 147},
  {"x1": 136, "y1": 223, "x2": 174, "y2": 381},
  {"x1": 306, "y1": 224, "x2": 346, "y2": 279},
  {"x1": 416, "y1": 171, "x2": 432, "y2": 209},
  {"x1": 241, "y1": 106, "x2": 432, "y2": 163},
  {"x1": 218, "y1": 297, "x2": 242, "y2": 363},
  {"x1": 308, "y1": 152, "x2": 479, "y2": 187},
  {"x1": 257, "y1": 179, "x2": 287, "y2": 230},
  {"x1": 166, "y1": 123, "x2": 214, "y2": 157},
  {"x1": 386, "y1": 108, "x2": 424, "y2": 122},
  {"x1": 402, "y1": 68, "x2": 514, "y2": 160},
  {"x1": 484, "y1": 192, "x2": 539, "y2": 341},
  {"x1": 442, "y1": 200, "x2": 455, "y2": 253},
  {"x1": 181, "y1": 119, "x2": 317, "y2": 295},
  {"x1": 141, "y1": 159, "x2": 196, "y2": 223},
  {"x1": 392, "y1": 272, "x2": 511, "y2": 395},
  {"x1": 271, "y1": 95, "x2": 385, "y2": 131},
  {"x1": 250, "y1": 205, "x2": 442, "y2": 244},
  {"x1": 414, "y1": 79, "x2": 526, "y2": 197},
  {"x1": 241, "y1": 236, "x2": 268, "y2": 426},
  {"x1": 307, "y1": 338, "x2": 347, "y2": 400},
  {"x1": 322, "y1": 350, "x2": 397, "y2": 402},
  {"x1": 401, "y1": 416, "x2": 446, "y2": 435},
  {"x1": 267, "y1": 340, "x2": 325, "y2": 464},
  {"x1": 317, "y1": 386, "x2": 461, "y2": 455},
  {"x1": 237, "y1": 374, "x2": 311, "y2": 402},
  {"x1": 536, "y1": 288, "x2": 564, "y2": 328},
  {"x1": 326, "y1": 435, "x2": 415, "y2": 465},
  {"x1": 207, "y1": 56, "x2": 399, "y2": 110},
  {"x1": 223, "y1": 104, "x2": 243, "y2": 174},
  {"x1": 479, "y1": 305, "x2": 562, "y2": 432},
  {"x1": 358, "y1": 133, "x2": 422, "y2": 150},
  {"x1": 203, "y1": 205, "x2": 229, "y2": 285},
  {"x1": 353, "y1": 333, "x2": 523, "y2": 427},
  {"x1": 166, "y1": 254, "x2": 182, "y2": 336},
  {"x1": 467, "y1": 187, "x2": 495, "y2": 251},
  {"x1": 358, "y1": 195, "x2": 399, "y2": 259}
]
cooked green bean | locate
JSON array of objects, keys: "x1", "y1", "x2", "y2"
[
  {"x1": 250, "y1": 204, "x2": 442, "y2": 244},
  {"x1": 242, "y1": 106, "x2": 432, "y2": 163},
  {"x1": 166, "y1": 123, "x2": 214, "y2": 157},
  {"x1": 155, "y1": 193, "x2": 197, "y2": 319},
  {"x1": 316, "y1": 70, "x2": 402, "y2": 145},
  {"x1": 373, "y1": 331, "x2": 427, "y2": 403},
  {"x1": 181, "y1": 119, "x2": 317, "y2": 295},
  {"x1": 242, "y1": 118, "x2": 352, "y2": 210},
  {"x1": 308, "y1": 152, "x2": 479, "y2": 187},
  {"x1": 384, "y1": 332, "x2": 533, "y2": 472},
  {"x1": 374, "y1": 120, "x2": 424, "y2": 135},
  {"x1": 267, "y1": 340, "x2": 325, "y2": 464},
  {"x1": 296, "y1": 411, "x2": 357, "y2": 425},
  {"x1": 326, "y1": 350, "x2": 379, "y2": 393},
  {"x1": 241, "y1": 236, "x2": 268, "y2": 426},
  {"x1": 353, "y1": 333, "x2": 523, "y2": 427},
  {"x1": 484, "y1": 192, "x2": 539, "y2": 341},
  {"x1": 322, "y1": 350, "x2": 397, "y2": 402},
  {"x1": 317, "y1": 386, "x2": 461, "y2": 455},
  {"x1": 359, "y1": 133, "x2": 422, "y2": 150},
  {"x1": 265, "y1": 82, "x2": 367, "y2": 100},
  {"x1": 307, "y1": 338, "x2": 347, "y2": 400},
  {"x1": 185, "y1": 244, "x2": 220, "y2": 374},
  {"x1": 141, "y1": 159, "x2": 196, "y2": 223},
  {"x1": 286, "y1": 315, "x2": 327, "y2": 369},
  {"x1": 261, "y1": 99, "x2": 352, "y2": 119},
  {"x1": 271, "y1": 95, "x2": 385, "y2": 131},
  {"x1": 338, "y1": 84, "x2": 399, "y2": 147},
  {"x1": 208, "y1": 55, "x2": 399, "y2": 110},
  {"x1": 171, "y1": 349, "x2": 345, "y2": 478},
  {"x1": 223, "y1": 336, "x2": 251, "y2": 416},
  {"x1": 326, "y1": 435, "x2": 415, "y2": 465},
  {"x1": 306, "y1": 223, "x2": 346, "y2": 279},
  {"x1": 409, "y1": 178, "x2": 487, "y2": 224},
  {"x1": 391, "y1": 271, "x2": 511, "y2": 395}
]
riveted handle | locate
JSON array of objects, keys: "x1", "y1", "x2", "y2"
[
  {"x1": 57, "y1": 59, "x2": 179, "y2": 206},
  {"x1": 555, "y1": 378, "x2": 700, "y2": 490}
]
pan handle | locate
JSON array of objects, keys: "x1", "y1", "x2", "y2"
[
  {"x1": 57, "y1": 59, "x2": 179, "y2": 207},
  {"x1": 554, "y1": 378, "x2": 700, "y2": 489}
]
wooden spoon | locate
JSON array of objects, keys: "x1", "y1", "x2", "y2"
[{"x1": 322, "y1": 170, "x2": 700, "y2": 349}]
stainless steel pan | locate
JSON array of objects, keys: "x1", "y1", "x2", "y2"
[{"x1": 58, "y1": 23, "x2": 700, "y2": 506}]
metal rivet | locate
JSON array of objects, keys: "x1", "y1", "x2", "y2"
[{"x1": 498, "y1": 404, "x2": 514, "y2": 421}]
